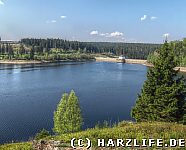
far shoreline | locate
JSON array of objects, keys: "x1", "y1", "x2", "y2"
[
  {"x1": 0, "y1": 60, "x2": 42, "y2": 65},
  {"x1": 1, "y1": 58, "x2": 186, "y2": 73},
  {"x1": 95, "y1": 57, "x2": 186, "y2": 73},
  {"x1": 0, "y1": 59, "x2": 95, "y2": 65}
]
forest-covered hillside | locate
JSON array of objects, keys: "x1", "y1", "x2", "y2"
[
  {"x1": 21, "y1": 38, "x2": 160, "y2": 59},
  {"x1": 0, "y1": 38, "x2": 160, "y2": 61}
]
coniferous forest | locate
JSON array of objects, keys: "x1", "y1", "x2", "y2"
[
  {"x1": 0, "y1": 38, "x2": 160, "y2": 61},
  {"x1": 2, "y1": 38, "x2": 186, "y2": 65}
]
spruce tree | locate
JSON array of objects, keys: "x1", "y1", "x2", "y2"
[
  {"x1": 53, "y1": 90, "x2": 83, "y2": 134},
  {"x1": 131, "y1": 41, "x2": 186, "y2": 123},
  {"x1": 30, "y1": 45, "x2": 35, "y2": 60}
]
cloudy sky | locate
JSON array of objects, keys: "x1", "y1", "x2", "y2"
[{"x1": 0, "y1": 0, "x2": 186, "y2": 43}]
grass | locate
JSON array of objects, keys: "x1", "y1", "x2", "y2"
[
  {"x1": 0, "y1": 122, "x2": 186, "y2": 149},
  {"x1": 0, "y1": 142, "x2": 32, "y2": 150},
  {"x1": 49, "y1": 122, "x2": 186, "y2": 147}
]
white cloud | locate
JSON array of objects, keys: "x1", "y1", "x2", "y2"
[
  {"x1": 60, "y1": 15, "x2": 67, "y2": 19},
  {"x1": 97, "y1": 31, "x2": 124, "y2": 38},
  {"x1": 110, "y1": 31, "x2": 123, "y2": 37},
  {"x1": 0, "y1": 0, "x2": 4, "y2": 5},
  {"x1": 151, "y1": 16, "x2": 157, "y2": 20},
  {"x1": 102, "y1": 32, "x2": 123, "y2": 38},
  {"x1": 99, "y1": 33, "x2": 110, "y2": 37},
  {"x1": 100, "y1": 33, "x2": 106, "y2": 36},
  {"x1": 141, "y1": 15, "x2": 158, "y2": 21},
  {"x1": 141, "y1": 15, "x2": 147, "y2": 21},
  {"x1": 90, "y1": 30, "x2": 124, "y2": 40},
  {"x1": 46, "y1": 20, "x2": 57, "y2": 24},
  {"x1": 90, "y1": 30, "x2": 99, "y2": 35}
]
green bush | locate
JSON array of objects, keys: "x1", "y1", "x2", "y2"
[{"x1": 35, "y1": 129, "x2": 50, "y2": 140}]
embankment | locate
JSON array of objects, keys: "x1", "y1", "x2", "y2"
[
  {"x1": 95, "y1": 57, "x2": 147, "y2": 64},
  {"x1": 0, "y1": 59, "x2": 95, "y2": 65},
  {"x1": 95, "y1": 57, "x2": 186, "y2": 72},
  {"x1": 0, "y1": 60, "x2": 42, "y2": 65}
]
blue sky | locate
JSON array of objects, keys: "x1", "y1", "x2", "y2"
[{"x1": 0, "y1": 0, "x2": 186, "y2": 43}]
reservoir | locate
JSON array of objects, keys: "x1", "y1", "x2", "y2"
[{"x1": 0, "y1": 62, "x2": 147, "y2": 143}]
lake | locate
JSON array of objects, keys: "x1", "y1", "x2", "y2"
[{"x1": 0, "y1": 62, "x2": 147, "y2": 144}]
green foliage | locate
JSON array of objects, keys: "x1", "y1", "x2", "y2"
[
  {"x1": 132, "y1": 41, "x2": 186, "y2": 123},
  {"x1": 0, "y1": 143, "x2": 32, "y2": 150},
  {"x1": 94, "y1": 120, "x2": 117, "y2": 129},
  {"x1": 0, "y1": 40, "x2": 95, "y2": 61},
  {"x1": 147, "y1": 52, "x2": 158, "y2": 64},
  {"x1": 35, "y1": 129, "x2": 50, "y2": 140},
  {"x1": 148, "y1": 38, "x2": 186, "y2": 67},
  {"x1": 53, "y1": 90, "x2": 83, "y2": 134},
  {"x1": 29, "y1": 46, "x2": 35, "y2": 60},
  {"x1": 94, "y1": 121, "x2": 102, "y2": 129},
  {"x1": 53, "y1": 93, "x2": 68, "y2": 134}
]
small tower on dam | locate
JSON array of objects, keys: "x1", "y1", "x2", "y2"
[{"x1": 117, "y1": 55, "x2": 126, "y2": 63}]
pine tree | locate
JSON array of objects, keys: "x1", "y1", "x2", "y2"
[
  {"x1": 131, "y1": 41, "x2": 186, "y2": 123},
  {"x1": 30, "y1": 45, "x2": 35, "y2": 60},
  {"x1": 8, "y1": 44, "x2": 14, "y2": 60},
  {"x1": 53, "y1": 90, "x2": 83, "y2": 134}
]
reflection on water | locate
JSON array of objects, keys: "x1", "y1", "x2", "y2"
[
  {"x1": 0, "y1": 62, "x2": 147, "y2": 143},
  {"x1": 0, "y1": 62, "x2": 86, "y2": 73}
]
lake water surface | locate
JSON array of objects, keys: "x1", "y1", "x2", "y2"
[{"x1": 0, "y1": 62, "x2": 147, "y2": 143}]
